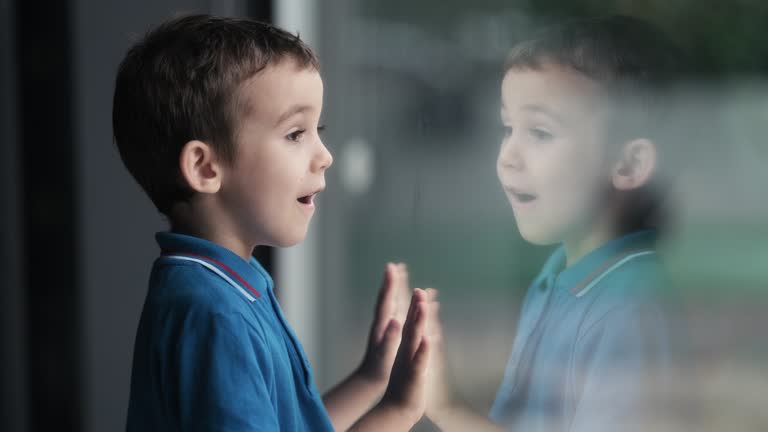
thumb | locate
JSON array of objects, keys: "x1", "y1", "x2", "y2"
[
  {"x1": 411, "y1": 337, "x2": 431, "y2": 377},
  {"x1": 380, "y1": 318, "x2": 403, "y2": 356}
]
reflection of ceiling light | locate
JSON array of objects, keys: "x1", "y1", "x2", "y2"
[{"x1": 340, "y1": 137, "x2": 374, "y2": 196}]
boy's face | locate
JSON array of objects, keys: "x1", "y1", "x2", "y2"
[
  {"x1": 497, "y1": 64, "x2": 613, "y2": 246},
  {"x1": 219, "y1": 59, "x2": 332, "y2": 248}
]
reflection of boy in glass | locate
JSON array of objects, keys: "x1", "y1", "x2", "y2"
[{"x1": 426, "y1": 16, "x2": 686, "y2": 432}]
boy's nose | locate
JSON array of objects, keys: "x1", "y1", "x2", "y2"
[
  {"x1": 498, "y1": 140, "x2": 524, "y2": 171},
  {"x1": 313, "y1": 140, "x2": 333, "y2": 172}
]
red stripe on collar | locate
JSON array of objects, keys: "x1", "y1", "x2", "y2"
[{"x1": 164, "y1": 250, "x2": 261, "y2": 298}]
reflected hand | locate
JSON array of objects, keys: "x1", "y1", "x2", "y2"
[{"x1": 423, "y1": 288, "x2": 454, "y2": 419}]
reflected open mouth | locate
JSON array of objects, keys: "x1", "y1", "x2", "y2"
[
  {"x1": 505, "y1": 187, "x2": 538, "y2": 206},
  {"x1": 513, "y1": 191, "x2": 537, "y2": 203}
]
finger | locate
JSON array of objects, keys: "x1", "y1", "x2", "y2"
[
  {"x1": 375, "y1": 263, "x2": 395, "y2": 313},
  {"x1": 424, "y1": 301, "x2": 441, "y2": 336},
  {"x1": 399, "y1": 289, "x2": 425, "y2": 355},
  {"x1": 406, "y1": 293, "x2": 428, "y2": 359},
  {"x1": 378, "y1": 318, "x2": 403, "y2": 364},
  {"x1": 372, "y1": 263, "x2": 396, "y2": 341},
  {"x1": 384, "y1": 318, "x2": 402, "y2": 340},
  {"x1": 427, "y1": 302, "x2": 445, "y2": 365},
  {"x1": 406, "y1": 287, "x2": 425, "y2": 318},
  {"x1": 393, "y1": 263, "x2": 411, "y2": 324},
  {"x1": 411, "y1": 336, "x2": 431, "y2": 377},
  {"x1": 424, "y1": 287, "x2": 439, "y2": 302}
]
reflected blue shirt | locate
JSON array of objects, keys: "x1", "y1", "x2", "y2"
[
  {"x1": 126, "y1": 232, "x2": 334, "y2": 431},
  {"x1": 490, "y1": 230, "x2": 676, "y2": 431}
]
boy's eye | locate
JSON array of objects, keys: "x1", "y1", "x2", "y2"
[
  {"x1": 287, "y1": 129, "x2": 305, "y2": 142},
  {"x1": 530, "y1": 127, "x2": 553, "y2": 141}
]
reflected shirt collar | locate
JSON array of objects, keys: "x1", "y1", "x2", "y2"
[{"x1": 535, "y1": 230, "x2": 658, "y2": 296}]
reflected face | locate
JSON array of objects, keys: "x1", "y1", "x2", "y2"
[
  {"x1": 497, "y1": 64, "x2": 613, "y2": 245},
  {"x1": 218, "y1": 59, "x2": 333, "y2": 248}
]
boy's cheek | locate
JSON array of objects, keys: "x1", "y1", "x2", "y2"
[{"x1": 513, "y1": 194, "x2": 588, "y2": 244}]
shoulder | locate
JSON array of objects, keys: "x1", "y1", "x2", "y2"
[
  {"x1": 577, "y1": 252, "x2": 673, "y2": 340},
  {"x1": 144, "y1": 258, "x2": 269, "y2": 342},
  {"x1": 149, "y1": 258, "x2": 249, "y2": 312},
  {"x1": 587, "y1": 251, "x2": 666, "y2": 308}
]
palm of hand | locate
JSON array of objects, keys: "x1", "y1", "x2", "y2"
[{"x1": 360, "y1": 263, "x2": 411, "y2": 382}]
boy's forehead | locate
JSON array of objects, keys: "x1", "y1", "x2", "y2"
[
  {"x1": 501, "y1": 65, "x2": 604, "y2": 117},
  {"x1": 237, "y1": 60, "x2": 323, "y2": 124}
]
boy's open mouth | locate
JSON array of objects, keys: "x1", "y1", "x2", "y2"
[
  {"x1": 513, "y1": 192, "x2": 537, "y2": 203},
  {"x1": 297, "y1": 185, "x2": 324, "y2": 207},
  {"x1": 507, "y1": 187, "x2": 537, "y2": 203}
]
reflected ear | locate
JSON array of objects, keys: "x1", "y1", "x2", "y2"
[
  {"x1": 612, "y1": 138, "x2": 657, "y2": 191},
  {"x1": 178, "y1": 140, "x2": 222, "y2": 194}
]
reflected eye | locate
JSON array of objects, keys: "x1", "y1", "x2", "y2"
[
  {"x1": 317, "y1": 124, "x2": 326, "y2": 135},
  {"x1": 501, "y1": 125, "x2": 513, "y2": 139},
  {"x1": 530, "y1": 128, "x2": 553, "y2": 141},
  {"x1": 287, "y1": 129, "x2": 305, "y2": 142}
]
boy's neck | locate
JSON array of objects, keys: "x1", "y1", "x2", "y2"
[
  {"x1": 562, "y1": 217, "x2": 619, "y2": 268},
  {"x1": 169, "y1": 206, "x2": 256, "y2": 262}
]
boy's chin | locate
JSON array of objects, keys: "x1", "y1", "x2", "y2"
[
  {"x1": 269, "y1": 228, "x2": 310, "y2": 248},
  {"x1": 516, "y1": 224, "x2": 562, "y2": 246}
]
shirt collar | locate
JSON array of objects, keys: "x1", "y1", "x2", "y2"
[
  {"x1": 536, "y1": 229, "x2": 658, "y2": 297},
  {"x1": 155, "y1": 232, "x2": 271, "y2": 300}
]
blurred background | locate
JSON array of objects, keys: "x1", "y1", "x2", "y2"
[{"x1": 1, "y1": 0, "x2": 767, "y2": 431}]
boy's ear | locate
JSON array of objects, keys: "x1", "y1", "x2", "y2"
[
  {"x1": 611, "y1": 138, "x2": 657, "y2": 191},
  {"x1": 179, "y1": 140, "x2": 222, "y2": 194}
]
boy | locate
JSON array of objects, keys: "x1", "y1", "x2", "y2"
[
  {"x1": 114, "y1": 15, "x2": 433, "y2": 431},
  {"x1": 425, "y1": 16, "x2": 685, "y2": 431}
]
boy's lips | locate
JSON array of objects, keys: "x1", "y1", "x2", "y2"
[
  {"x1": 297, "y1": 185, "x2": 325, "y2": 208},
  {"x1": 297, "y1": 194, "x2": 315, "y2": 205},
  {"x1": 504, "y1": 186, "x2": 538, "y2": 207}
]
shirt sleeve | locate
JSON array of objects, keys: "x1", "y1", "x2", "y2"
[
  {"x1": 567, "y1": 304, "x2": 674, "y2": 432},
  {"x1": 163, "y1": 308, "x2": 279, "y2": 431}
]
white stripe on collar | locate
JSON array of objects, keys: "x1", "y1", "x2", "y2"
[
  {"x1": 164, "y1": 255, "x2": 257, "y2": 302},
  {"x1": 574, "y1": 251, "x2": 656, "y2": 298}
]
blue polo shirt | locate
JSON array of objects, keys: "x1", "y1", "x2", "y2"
[
  {"x1": 490, "y1": 230, "x2": 676, "y2": 431},
  {"x1": 126, "y1": 232, "x2": 334, "y2": 431}
]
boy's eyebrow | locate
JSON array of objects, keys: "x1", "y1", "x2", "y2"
[
  {"x1": 521, "y1": 104, "x2": 565, "y2": 124},
  {"x1": 275, "y1": 104, "x2": 313, "y2": 126}
]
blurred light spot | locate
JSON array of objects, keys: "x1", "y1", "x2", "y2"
[{"x1": 340, "y1": 137, "x2": 374, "y2": 196}]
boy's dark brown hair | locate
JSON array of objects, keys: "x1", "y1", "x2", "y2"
[
  {"x1": 504, "y1": 15, "x2": 688, "y2": 234},
  {"x1": 113, "y1": 14, "x2": 319, "y2": 215}
]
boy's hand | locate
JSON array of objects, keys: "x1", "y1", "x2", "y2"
[
  {"x1": 349, "y1": 288, "x2": 444, "y2": 431},
  {"x1": 378, "y1": 288, "x2": 433, "y2": 425},
  {"x1": 322, "y1": 263, "x2": 411, "y2": 431},
  {"x1": 358, "y1": 263, "x2": 410, "y2": 386}
]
